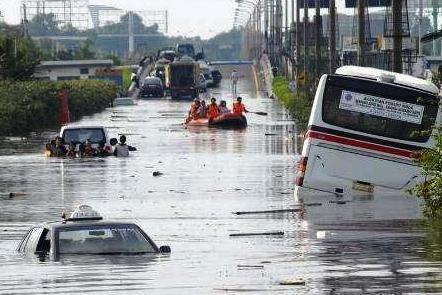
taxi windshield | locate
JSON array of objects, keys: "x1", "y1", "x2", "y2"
[{"x1": 57, "y1": 224, "x2": 156, "y2": 254}]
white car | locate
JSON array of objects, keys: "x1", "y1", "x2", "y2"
[{"x1": 59, "y1": 125, "x2": 114, "y2": 150}]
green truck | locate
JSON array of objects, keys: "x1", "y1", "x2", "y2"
[{"x1": 165, "y1": 56, "x2": 199, "y2": 100}]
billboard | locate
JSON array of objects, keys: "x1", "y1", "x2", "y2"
[{"x1": 345, "y1": 0, "x2": 391, "y2": 7}]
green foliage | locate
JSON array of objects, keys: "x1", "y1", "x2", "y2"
[
  {"x1": 272, "y1": 76, "x2": 312, "y2": 129},
  {"x1": 121, "y1": 67, "x2": 134, "y2": 91},
  {"x1": 28, "y1": 13, "x2": 60, "y2": 36},
  {"x1": 412, "y1": 127, "x2": 442, "y2": 219},
  {"x1": 74, "y1": 39, "x2": 96, "y2": 60},
  {"x1": 0, "y1": 80, "x2": 117, "y2": 136},
  {"x1": 105, "y1": 54, "x2": 122, "y2": 66},
  {"x1": 0, "y1": 36, "x2": 41, "y2": 80},
  {"x1": 98, "y1": 13, "x2": 159, "y2": 35}
]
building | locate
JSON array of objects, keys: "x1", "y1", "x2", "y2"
[{"x1": 34, "y1": 59, "x2": 114, "y2": 81}]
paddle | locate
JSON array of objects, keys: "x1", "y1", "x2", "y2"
[{"x1": 248, "y1": 111, "x2": 268, "y2": 116}]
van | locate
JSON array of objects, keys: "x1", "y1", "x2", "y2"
[
  {"x1": 60, "y1": 125, "x2": 112, "y2": 150},
  {"x1": 295, "y1": 66, "x2": 441, "y2": 198}
]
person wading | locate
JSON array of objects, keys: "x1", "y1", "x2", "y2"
[
  {"x1": 231, "y1": 69, "x2": 239, "y2": 95},
  {"x1": 114, "y1": 135, "x2": 137, "y2": 157}
]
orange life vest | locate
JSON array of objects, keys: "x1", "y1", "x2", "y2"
[
  {"x1": 190, "y1": 104, "x2": 200, "y2": 120},
  {"x1": 207, "y1": 103, "x2": 219, "y2": 119},
  {"x1": 232, "y1": 102, "x2": 245, "y2": 115}
]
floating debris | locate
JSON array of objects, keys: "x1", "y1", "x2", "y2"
[
  {"x1": 279, "y1": 279, "x2": 305, "y2": 286},
  {"x1": 237, "y1": 265, "x2": 264, "y2": 269},
  {"x1": 234, "y1": 209, "x2": 301, "y2": 215},
  {"x1": 8, "y1": 192, "x2": 27, "y2": 198},
  {"x1": 229, "y1": 231, "x2": 284, "y2": 237},
  {"x1": 329, "y1": 200, "x2": 349, "y2": 205}
]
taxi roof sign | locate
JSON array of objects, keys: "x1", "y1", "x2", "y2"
[{"x1": 68, "y1": 204, "x2": 103, "y2": 221}]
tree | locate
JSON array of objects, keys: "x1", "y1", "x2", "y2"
[
  {"x1": 0, "y1": 36, "x2": 40, "y2": 80},
  {"x1": 413, "y1": 127, "x2": 442, "y2": 219},
  {"x1": 74, "y1": 39, "x2": 96, "y2": 60},
  {"x1": 28, "y1": 13, "x2": 60, "y2": 36},
  {"x1": 56, "y1": 49, "x2": 74, "y2": 60},
  {"x1": 104, "y1": 54, "x2": 121, "y2": 66}
]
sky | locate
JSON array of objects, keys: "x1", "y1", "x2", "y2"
[{"x1": 0, "y1": 0, "x2": 237, "y2": 39}]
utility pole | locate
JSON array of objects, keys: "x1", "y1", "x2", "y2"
[
  {"x1": 315, "y1": 0, "x2": 321, "y2": 79},
  {"x1": 432, "y1": 1, "x2": 438, "y2": 55},
  {"x1": 303, "y1": 0, "x2": 308, "y2": 82},
  {"x1": 329, "y1": 0, "x2": 336, "y2": 73},
  {"x1": 296, "y1": 0, "x2": 301, "y2": 76},
  {"x1": 285, "y1": 0, "x2": 289, "y2": 76},
  {"x1": 357, "y1": 0, "x2": 366, "y2": 66},
  {"x1": 291, "y1": 0, "x2": 295, "y2": 79},
  {"x1": 270, "y1": 0, "x2": 275, "y2": 64},
  {"x1": 392, "y1": 0, "x2": 403, "y2": 73},
  {"x1": 276, "y1": 0, "x2": 283, "y2": 68},
  {"x1": 265, "y1": 0, "x2": 270, "y2": 54},
  {"x1": 418, "y1": 0, "x2": 422, "y2": 55},
  {"x1": 128, "y1": 11, "x2": 135, "y2": 56}
]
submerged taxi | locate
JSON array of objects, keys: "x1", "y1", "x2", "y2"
[{"x1": 17, "y1": 205, "x2": 171, "y2": 259}]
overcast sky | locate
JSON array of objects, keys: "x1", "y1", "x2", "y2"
[{"x1": 0, "y1": 0, "x2": 237, "y2": 39}]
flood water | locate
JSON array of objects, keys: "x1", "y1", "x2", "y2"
[{"x1": 0, "y1": 64, "x2": 441, "y2": 294}]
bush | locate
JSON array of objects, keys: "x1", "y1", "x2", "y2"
[
  {"x1": 272, "y1": 76, "x2": 313, "y2": 129},
  {"x1": 0, "y1": 79, "x2": 117, "y2": 136},
  {"x1": 412, "y1": 127, "x2": 442, "y2": 219},
  {"x1": 122, "y1": 67, "x2": 134, "y2": 91}
]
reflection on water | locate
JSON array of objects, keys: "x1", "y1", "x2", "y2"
[{"x1": 0, "y1": 65, "x2": 441, "y2": 294}]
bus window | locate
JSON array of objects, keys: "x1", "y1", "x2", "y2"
[{"x1": 322, "y1": 76, "x2": 439, "y2": 143}]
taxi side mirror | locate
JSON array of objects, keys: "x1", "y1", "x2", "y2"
[{"x1": 159, "y1": 245, "x2": 171, "y2": 253}]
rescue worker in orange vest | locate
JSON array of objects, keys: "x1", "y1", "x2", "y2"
[
  {"x1": 207, "y1": 97, "x2": 220, "y2": 121},
  {"x1": 232, "y1": 96, "x2": 248, "y2": 116},
  {"x1": 186, "y1": 98, "x2": 201, "y2": 123}
]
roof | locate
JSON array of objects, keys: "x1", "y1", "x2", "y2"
[
  {"x1": 60, "y1": 125, "x2": 107, "y2": 132},
  {"x1": 45, "y1": 220, "x2": 137, "y2": 230},
  {"x1": 38, "y1": 60, "x2": 114, "y2": 68},
  {"x1": 335, "y1": 66, "x2": 439, "y2": 94}
]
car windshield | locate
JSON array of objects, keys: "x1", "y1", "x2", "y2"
[
  {"x1": 57, "y1": 224, "x2": 156, "y2": 254},
  {"x1": 62, "y1": 128, "x2": 106, "y2": 144},
  {"x1": 322, "y1": 75, "x2": 439, "y2": 143},
  {"x1": 145, "y1": 78, "x2": 161, "y2": 85}
]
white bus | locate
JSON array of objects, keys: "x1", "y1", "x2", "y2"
[{"x1": 295, "y1": 66, "x2": 441, "y2": 197}]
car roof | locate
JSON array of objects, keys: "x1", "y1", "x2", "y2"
[
  {"x1": 61, "y1": 125, "x2": 107, "y2": 130},
  {"x1": 42, "y1": 220, "x2": 139, "y2": 230}
]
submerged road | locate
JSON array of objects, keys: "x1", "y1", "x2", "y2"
[{"x1": 0, "y1": 63, "x2": 441, "y2": 294}]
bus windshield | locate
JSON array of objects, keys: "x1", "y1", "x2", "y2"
[{"x1": 322, "y1": 75, "x2": 439, "y2": 143}]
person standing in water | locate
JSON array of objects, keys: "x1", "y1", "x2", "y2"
[
  {"x1": 113, "y1": 135, "x2": 137, "y2": 157},
  {"x1": 231, "y1": 69, "x2": 239, "y2": 95}
]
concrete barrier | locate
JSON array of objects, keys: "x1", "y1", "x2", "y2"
[{"x1": 259, "y1": 54, "x2": 274, "y2": 98}]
